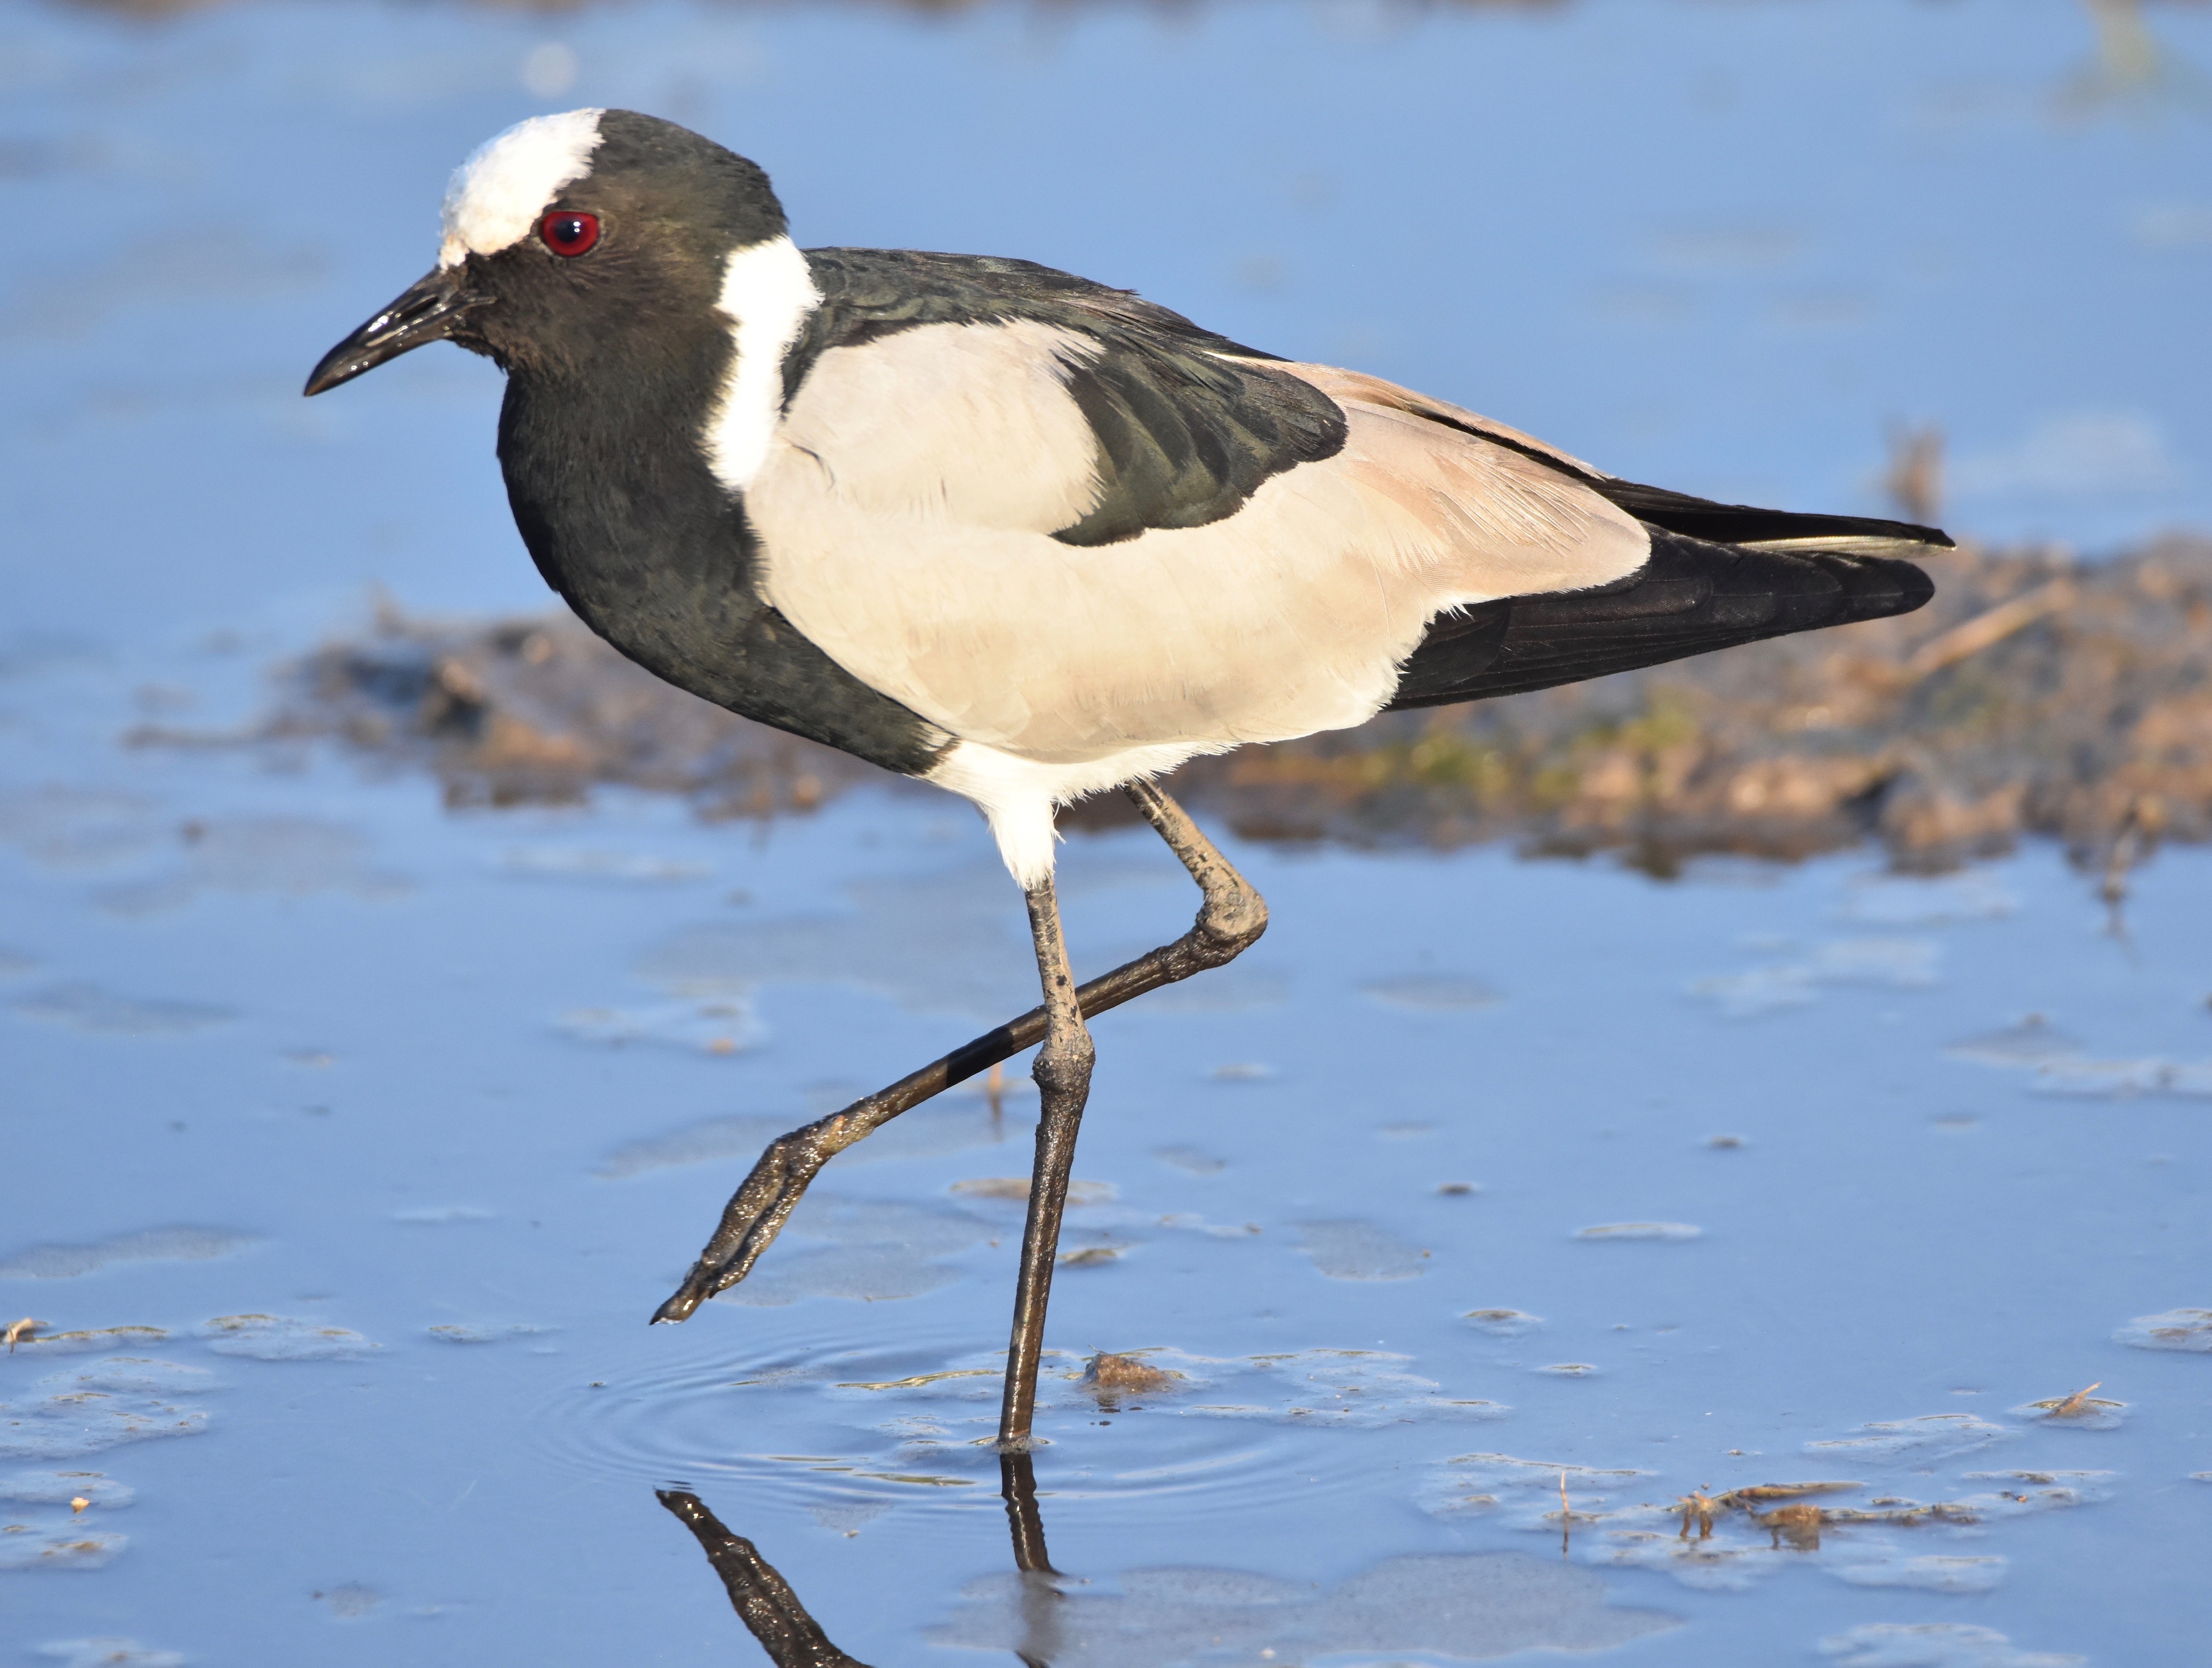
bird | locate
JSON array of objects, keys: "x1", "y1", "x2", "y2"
[{"x1": 306, "y1": 108, "x2": 1942, "y2": 1453}]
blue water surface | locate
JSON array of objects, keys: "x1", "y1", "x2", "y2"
[{"x1": 3, "y1": 3, "x2": 2210, "y2": 1665}]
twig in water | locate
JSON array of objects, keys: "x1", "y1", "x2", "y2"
[
  {"x1": 1676, "y1": 1488, "x2": 1721, "y2": 1540},
  {"x1": 2051, "y1": 1381, "x2": 2104, "y2": 1419},
  {"x1": 2101, "y1": 796, "x2": 2165, "y2": 936},
  {"x1": 1885, "y1": 421, "x2": 1944, "y2": 527},
  {"x1": 1900, "y1": 577, "x2": 2077, "y2": 684}
]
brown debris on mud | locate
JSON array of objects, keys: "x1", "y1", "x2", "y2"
[
  {"x1": 254, "y1": 536, "x2": 2212, "y2": 871},
  {"x1": 262, "y1": 606, "x2": 878, "y2": 822}
]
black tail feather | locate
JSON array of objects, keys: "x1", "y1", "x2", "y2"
[{"x1": 1386, "y1": 530, "x2": 1937, "y2": 711}]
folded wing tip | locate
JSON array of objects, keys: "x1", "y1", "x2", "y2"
[{"x1": 1387, "y1": 532, "x2": 1942, "y2": 711}]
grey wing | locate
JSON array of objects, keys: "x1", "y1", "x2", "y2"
[{"x1": 793, "y1": 248, "x2": 1348, "y2": 546}]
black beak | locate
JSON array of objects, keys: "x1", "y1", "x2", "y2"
[{"x1": 304, "y1": 265, "x2": 488, "y2": 396}]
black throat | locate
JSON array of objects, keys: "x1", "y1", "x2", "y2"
[{"x1": 494, "y1": 323, "x2": 946, "y2": 778}]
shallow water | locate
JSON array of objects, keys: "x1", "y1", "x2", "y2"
[
  {"x1": 4, "y1": 1, "x2": 2211, "y2": 1664},
  {"x1": 8, "y1": 726, "x2": 2212, "y2": 1662}
]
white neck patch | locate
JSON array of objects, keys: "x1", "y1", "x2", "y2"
[
  {"x1": 703, "y1": 236, "x2": 822, "y2": 493},
  {"x1": 440, "y1": 109, "x2": 606, "y2": 269}
]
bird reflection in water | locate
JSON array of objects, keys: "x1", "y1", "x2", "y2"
[
  {"x1": 656, "y1": 1489, "x2": 873, "y2": 1668},
  {"x1": 659, "y1": 1451, "x2": 1063, "y2": 1668},
  {"x1": 2063, "y1": 0, "x2": 2212, "y2": 114},
  {"x1": 658, "y1": 1451, "x2": 1686, "y2": 1664}
]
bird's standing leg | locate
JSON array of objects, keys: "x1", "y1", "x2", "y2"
[
  {"x1": 653, "y1": 782, "x2": 1266, "y2": 1323},
  {"x1": 997, "y1": 872, "x2": 1095, "y2": 1450}
]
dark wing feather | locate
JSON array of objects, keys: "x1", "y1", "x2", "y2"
[
  {"x1": 1590, "y1": 478, "x2": 1949, "y2": 551},
  {"x1": 1049, "y1": 337, "x2": 1345, "y2": 545},
  {"x1": 1387, "y1": 531, "x2": 1935, "y2": 710},
  {"x1": 1378, "y1": 401, "x2": 1953, "y2": 553},
  {"x1": 794, "y1": 249, "x2": 1346, "y2": 546}
]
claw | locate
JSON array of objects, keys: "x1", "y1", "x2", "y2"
[
  {"x1": 651, "y1": 1186, "x2": 802, "y2": 1321},
  {"x1": 651, "y1": 1285, "x2": 707, "y2": 1325}
]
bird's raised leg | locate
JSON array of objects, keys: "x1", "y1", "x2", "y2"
[
  {"x1": 656, "y1": 1490, "x2": 873, "y2": 1668},
  {"x1": 653, "y1": 781, "x2": 1266, "y2": 1324},
  {"x1": 996, "y1": 871, "x2": 1094, "y2": 1450}
]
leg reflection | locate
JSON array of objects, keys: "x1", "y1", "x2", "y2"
[
  {"x1": 1000, "y1": 1450, "x2": 1055, "y2": 1575},
  {"x1": 1001, "y1": 1451, "x2": 1065, "y2": 1668},
  {"x1": 660, "y1": 1456, "x2": 1072, "y2": 1667},
  {"x1": 656, "y1": 1489, "x2": 875, "y2": 1668}
]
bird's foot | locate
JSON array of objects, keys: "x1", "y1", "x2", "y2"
[{"x1": 651, "y1": 1121, "x2": 843, "y2": 1322}]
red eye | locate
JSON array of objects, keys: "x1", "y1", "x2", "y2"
[{"x1": 539, "y1": 211, "x2": 599, "y2": 257}]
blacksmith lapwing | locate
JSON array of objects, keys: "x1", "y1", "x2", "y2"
[{"x1": 306, "y1": 109, "x2": 1942, "y2": 1450}]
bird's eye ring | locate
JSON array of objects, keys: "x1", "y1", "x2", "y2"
[{"x1": 539, "y1": 211, "x2": 600, "y2": 258}]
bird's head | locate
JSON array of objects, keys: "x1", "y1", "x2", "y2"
[{"x1": 304, "y1": 108, "x2": 789, "y2": 395}]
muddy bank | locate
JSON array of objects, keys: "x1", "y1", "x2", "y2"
[
  {"x1": 1171, "y1": 536, "x2": 2212, "y2": 872},
  {"x1": 206, "y1": 536, "x2": 2212, "y2": 872}
]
